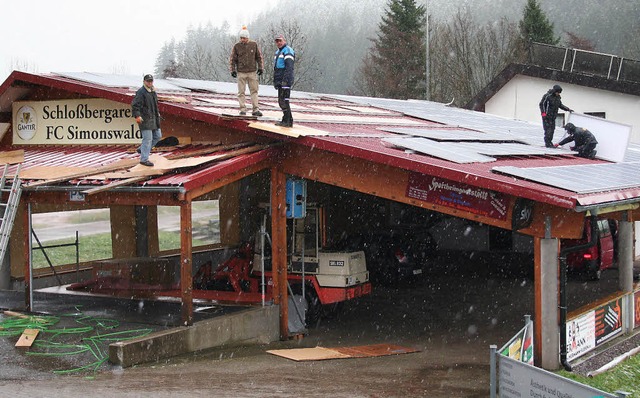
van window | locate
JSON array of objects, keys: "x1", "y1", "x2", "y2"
[{"x1": 597, "y1": 219, "x2": 610, "y2": 238}]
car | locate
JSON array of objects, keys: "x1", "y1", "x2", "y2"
[
  {"x1": 562, "y1": 218, "x2": 616, "y2": 280},
  {"x1": 337, "y1": 230, "x2": 436, "y2": 286}
]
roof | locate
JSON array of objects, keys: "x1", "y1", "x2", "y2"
[{"x1": 2, "y1": 71, "x2": 640, "y2": 210}]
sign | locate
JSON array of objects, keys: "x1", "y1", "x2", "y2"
[
  {"x1": 566, "y1": 311, "x2": 596, "y2": 361},
  {"x1": 13, "y1": 99, "x2": 140, "y2": 145},
  {"x1": 406, "y1": 173, "x2": 508, "y2": 220},
  {"x1": 498, "y1": 356, "x2": 616, "y2": 398},
  {"x1": 512, "y1": 198, "x2": 534, "y2": 231},
  {"x1": 500, "y1": 321, "x2": 534, "y2": 365},
  {"x1": 595, "y1": 298, "x2": 622, "y2": 345}
]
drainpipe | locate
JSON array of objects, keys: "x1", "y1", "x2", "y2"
[{"x1": 558, "y1": 214, "x2": 598, "y2": 371}]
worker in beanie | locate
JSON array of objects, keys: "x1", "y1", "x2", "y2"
[
  {"x1": 539, "y1": 84, "x2": 574, "y2": 147},
  {"x1": 229, "y1": 26, "x2": 264, "y2": 117},
  {"x1": 555, "y1": 123, "x2": 598, "y2": 159}
]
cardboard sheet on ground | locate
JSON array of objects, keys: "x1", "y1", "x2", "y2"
[{"x1": 267, "y1": 343, "x2": 419, "y2": 361}]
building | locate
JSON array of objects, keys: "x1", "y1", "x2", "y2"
[
  {"x1": 1, "y1": 70, "x2": 639, "y2": 371},
  {"x1": 467, "y1": 42, "x2": 640, "y2": 144}
]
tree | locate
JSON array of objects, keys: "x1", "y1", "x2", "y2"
[
  {"x1": 519, "y1": 0, "x2": 559, "y2": 45},
  {"x1": 353, "y1": 0, "x2": 426, "y2": 99},
  {"x1": 564, "y1": 32, "x2": 595, "y2": 51}
]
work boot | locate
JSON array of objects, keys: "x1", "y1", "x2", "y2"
[
  {"x1": 239, "y1": 111, "x2": 247, "y2": 116},
  {"x1": 252, "y1": 110, "x2": 263, "y2": 117},
  {"x1": 275, "y1": 121, "x2": 293, "y2": 127},
  {"x1": 139, "y1": 160, "x2": 154, "y2": 167}
]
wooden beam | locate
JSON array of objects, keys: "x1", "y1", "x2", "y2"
[
  {"x1": 271, "y1": 167, "x2": 288, "y2": 339},
  {"x1": 83, "y1": 176, "x2": 149, "y2": 195},
  {"x1": 180, "y1": 201, "x2": 193, "y2": 326},
  {"x1": 24, "y1": 158, "x2": 140, "y2": 187}
]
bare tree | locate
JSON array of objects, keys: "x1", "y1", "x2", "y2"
[{"x1": 256, "y1": 19, "x2": 320, "y2": 91}]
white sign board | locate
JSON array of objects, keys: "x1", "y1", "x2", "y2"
[
  {"x1": 499, "y1": 356, "x2": 616, "y2": 398},
  {"x1": 12, "y1": 99, "x2": 139, "y2": 145},
  {"x1": 562, "y1": 113, "x2": 631, "y2": 162}
]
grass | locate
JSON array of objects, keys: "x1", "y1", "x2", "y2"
[
  {"x1": 557, "y1": 353, "x2": 640, "y2": 395},
  {"x1": 32, "y1": 231, "x2": 211, "y2": 269}
]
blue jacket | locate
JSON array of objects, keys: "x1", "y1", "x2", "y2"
[{"x1": 273, "y1": 45, "x2": 295, "y2": 88}]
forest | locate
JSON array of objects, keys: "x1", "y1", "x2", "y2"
[{"x1": 153, "y1": 0, "x2": 640, "y2": 107}]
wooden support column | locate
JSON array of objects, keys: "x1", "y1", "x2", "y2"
[
  {"x1": 270, "y1": 167, "x2": 288, "y2": 339},
  {"x1": 180, "y1": 201, "x2": 193, "y2": 326}
]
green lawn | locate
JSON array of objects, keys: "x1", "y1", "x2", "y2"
[
  {"x1": 557, "y1": 353, "x2": 640, "y2": 396},
  {"x1": 31, "y1": 231, "x2": 210, "y2": 269}
]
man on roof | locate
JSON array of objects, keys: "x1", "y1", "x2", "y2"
[
  {"x1": 132, "y1": 74, "x2": 162, "y2": 167},
  {"x1": 555, "y1": 122, "x2": 598, "y2": 159},
  {"x1": 539, "y1": 84, "x2": 574, "y2": 148},
  {"x1": 229, "y1": 26, "x2": 264, "y2": 117}
]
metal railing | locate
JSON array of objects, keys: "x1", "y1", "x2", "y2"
[{"x1": 529, "y1": 42, "x2": 640, "y2": 83}]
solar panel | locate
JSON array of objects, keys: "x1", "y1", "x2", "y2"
[
  {"x1": 168, "y1": 78, "x2": 317, "y2": 99},
  {"x1": 57, "y1": 72, "x2": 190, "y2": 92},
  {"x1": 381, "y1": 127, "x2": 523, "y2": 142},
  {"x1": 459, "y1": 142, "x2": 569, "y2": 156},
  {"x1": 384, "y1": 137, "x2": 496, "y2": 163},
  {"x1": 493, "y1": 162, "x2": 640, "y2": 194}
]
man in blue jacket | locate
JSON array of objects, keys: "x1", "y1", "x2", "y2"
[
  {"x1": 539, "y1": 84, "x2": 573, "y2": 148},
  {"x1": 273, "y1": 34, "x2": 295, "y2": 127},
  {"x1": 131, "y1": 74, "x2": 162, "y2": 166}
]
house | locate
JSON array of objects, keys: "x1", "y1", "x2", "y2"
[{"x1": 467, "y1": 42, "x2": 640, "y2": 145}]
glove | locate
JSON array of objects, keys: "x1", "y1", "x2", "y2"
[
  {"x1": 541, "y1": 112, "x2": 546, "y2": 117},
  {"x1": 554, "y1": 144, "x2": 559, "y2": 147},
  {"x1": 570, "y1": 146, "x2": 575, "y2": 151},
  {"x1": 135, "y1": 116, "x2": 143, "y2": 124},
  {"x1": 569, "y1": 109, "x2": 574, "y2": 113},
  {"x1": 257, "y1": 69, "x2": 263, "y2": 76},
  {"x1": 231, "y1": 71, "x2": 237, "y2": 78}
]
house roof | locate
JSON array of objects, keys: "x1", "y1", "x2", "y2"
[{"x1": 2, "y1": 71, "x2": 640, "y2": 211}]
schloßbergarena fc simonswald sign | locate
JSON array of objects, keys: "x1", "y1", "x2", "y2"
[{"x1": 13, "y1": 98, "x2": 141, "y2": 145}]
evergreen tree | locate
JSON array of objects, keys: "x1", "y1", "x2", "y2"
[
  {"x1": 354, "y1": 0, "x2": 426, "y2": 99},
  {"x1": 519, "y1": 0, "x2": 559, "y2": 45}
]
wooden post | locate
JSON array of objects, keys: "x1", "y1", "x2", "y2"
[
  {"x1": 23, "y1": 201, "x2": 31, "y2": 311},
  {"x1": 180, "y1": 201, "x2": 193, "y2": 326},
  {"x1": 271, "y1": 167, "x2": 288, "y2": 339}
]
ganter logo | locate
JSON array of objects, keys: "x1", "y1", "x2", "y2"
[{"x1": 16, "y1": 105, "x2": 37, "y2": 140}]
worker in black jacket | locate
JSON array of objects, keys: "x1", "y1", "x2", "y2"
[
  {"x1": 539, "y1": 84, "x2": 573, "y2": 147},
  {"x1": 555, "y1": 123, "x2": 598, "y2": 159}
]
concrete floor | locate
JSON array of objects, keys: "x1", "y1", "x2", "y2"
[{"x1": 0, "y1": 253, "x2": 635, "y2": 397}]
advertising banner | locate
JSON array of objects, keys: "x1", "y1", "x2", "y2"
[
  {"x1": 566, "y1": 311, "x2": 596, "y2": 362},
  {"x1": 13, "y1": 99, "x2": 140, "y2": 145},
  {"x1": 595, "y1": 298, "x2": 622, "y2": 346},
  {"x1": 406, "y1": 173, "x2": 508, "y2": 220}
]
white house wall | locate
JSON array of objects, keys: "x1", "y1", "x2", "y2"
[{"x1": 484, "y1": 75, "x2": 640, "y2": 143}]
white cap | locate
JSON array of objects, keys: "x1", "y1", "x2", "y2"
[{"x1": 239, "y1": 26, "x2": 249, "y2": 39}]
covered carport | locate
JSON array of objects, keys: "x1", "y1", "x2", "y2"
[{"x1": 1, "y1": 71, "x2": 639, "y2": 371}]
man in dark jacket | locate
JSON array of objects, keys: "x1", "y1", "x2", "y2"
[
  {"x1": 555, "y1": 123, "x2": 598, "y2": 159},
  {"x1": 273, "y1": 34, "x2": 295, "y2": 127},
  {"x1": 131, "y1": 74, "x2": 161, "y2": 167},
  {"x1": 539, "y1": 84, "x2": 573, "y2": 148}
]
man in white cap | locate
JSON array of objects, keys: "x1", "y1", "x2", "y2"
[{"x1": 229, "y1": 26, "x2": 264, "y2": 117}]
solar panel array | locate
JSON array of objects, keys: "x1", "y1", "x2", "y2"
[
  {"x1": 57, "y1": 72, "x2": 190, "y2": 92},
  {"x1": 381, "y1": 127, "x2": 526, "y2": 142},
  {"x1": 383, "y1": 137, "x2": 496, "y2": 163},
  {"x1": 493, "y1": 162, "x2": 640, "y2": 194}
]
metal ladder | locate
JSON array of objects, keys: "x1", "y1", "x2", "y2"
[{"x1": 0, "y1": 163, "x2": 22, "y2": 267}]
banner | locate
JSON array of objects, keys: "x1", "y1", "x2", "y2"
[{"x1": 13, "y1": 99, "x2": 140, "y2": 145}]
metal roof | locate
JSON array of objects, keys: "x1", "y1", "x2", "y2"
[{"x1": 1, "y1": 71, "x2": 640, "y2": 210}]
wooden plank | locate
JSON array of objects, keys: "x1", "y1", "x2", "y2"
[
  {"x1": 15, "y1": 328, "x2": 39, "y2": 347},
  {"x1": 0, "y1": 149, "x2": 24, "y2": 165},
  {"x1": 24, "y1": 158, "x2": 140, "y2": 187},
  {"x1": 83, "y1": 176, "x2": 150, "y2": 195},
  {"x1": 248, "y1": 121, "x2": 329, "y2": 138}
]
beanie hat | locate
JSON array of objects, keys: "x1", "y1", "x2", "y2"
[
  {"x1": 564, "y1": 123, "x2": 575, "y2": 132},
  {"x1": 239, "y1": 26, "x2": 250, "y2": 39},
  {"x1": 553, "y1": 84, "x2": 562, "y2": 93}
]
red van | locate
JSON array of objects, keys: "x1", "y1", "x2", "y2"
[{"x1": 562, "y1": 218, "x2": 616, "y2": 280}]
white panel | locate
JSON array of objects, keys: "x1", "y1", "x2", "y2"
[
  {"x1": 384, "y1": 137, "x2": 496, "y2": 163},
  {"x1": 565, "y1": 113, "x2": 631, "y2": 162}
]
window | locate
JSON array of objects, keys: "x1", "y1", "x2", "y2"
[
  {"x1": 31, "y1": 208, "x2": 112, "y2": 269},
  {"x1": 158, "y1": 200, "x2": 220, "y2": 251}
]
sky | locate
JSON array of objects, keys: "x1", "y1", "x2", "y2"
[{"x1": 0, "y1": 0, "x2": 274, "y2": 82}]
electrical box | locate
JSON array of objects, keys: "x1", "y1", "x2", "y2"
[{"x1": 286, "y1": 178, "x2": 306, "y2": 219}]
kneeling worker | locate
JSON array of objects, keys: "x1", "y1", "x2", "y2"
[{"x1": 555, "y1": 123, "x2": 598, "y2": 159}]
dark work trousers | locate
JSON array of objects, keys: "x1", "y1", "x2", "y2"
[
  {"x1": 542, "y1": 117, "x2": 556, "y2": 147},
  {"x1": 576, "y1": 143, "x2": 597, "y2": 159},
  {"x1": 278, "y1": 87, "x2": 293, "y2": 126}
]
